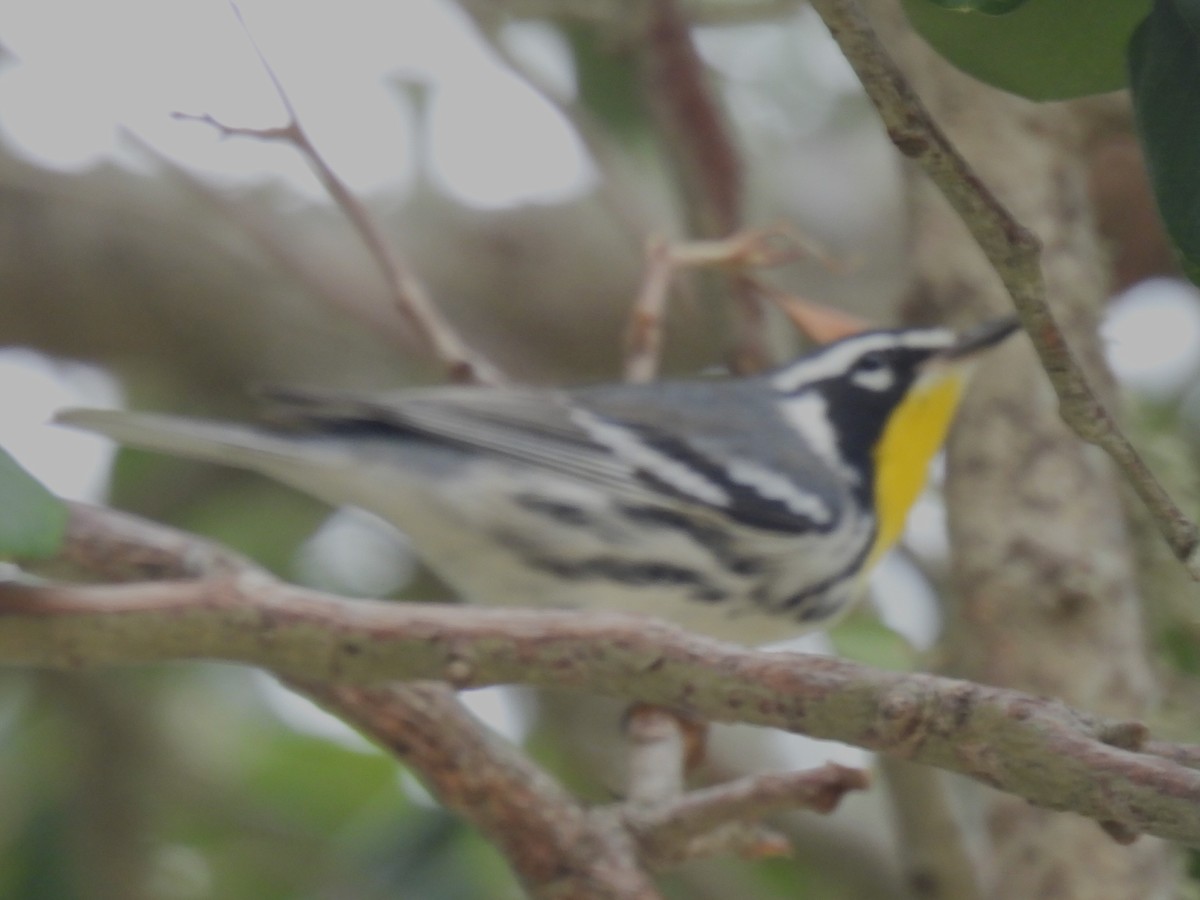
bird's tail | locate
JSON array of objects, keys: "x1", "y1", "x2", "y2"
[{"x1": 55, "y1": 408, "x2": 341, "y2": 482}]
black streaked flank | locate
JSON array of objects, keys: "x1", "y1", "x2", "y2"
[
  {"x1": 513, "y1": 493, "x2": 595, "y2": 528},
  {"x1": 497, "y1": 530, "x2": 728, "y2": 603},
  {"x1": 619, "y1": 505, "x2": 766, "y2": 577}
]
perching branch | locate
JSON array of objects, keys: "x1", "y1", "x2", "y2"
[
  {"x1": 805, "y1": 0, "x2": 1200, "y2": 580},
  {"x1": 173, "y1": 5, "x2": 501, "y2": 385},
  {"x1": 30, "y1": 502, "x2": 871, "y2": 897},
  {"x1": 8, "y1": 509, "x2": 1200, "y2": 848}
]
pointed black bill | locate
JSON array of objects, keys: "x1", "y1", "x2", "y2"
[{"x1": 943, "y1": 316, "x2": 1021, "y2": 360}]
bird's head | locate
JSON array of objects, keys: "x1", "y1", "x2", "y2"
[{"x1": 770, "y1": 316, "x2": 1020, "y2": 564}]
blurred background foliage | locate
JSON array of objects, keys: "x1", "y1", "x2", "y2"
[{"x1": 0, "y1": 0, "x2": 1198, "y2": 898}]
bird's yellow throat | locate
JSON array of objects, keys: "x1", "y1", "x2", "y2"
[{"x1": 866, "y1": 367, "x2": 968, "y2": 569}]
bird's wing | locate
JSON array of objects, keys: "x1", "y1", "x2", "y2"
[
  {"x1": 261, "y1": 384, "x2": 654, "y2": 497},
  {"x1": 263, "y1": 383, "x2": 839, "y2": 534}
]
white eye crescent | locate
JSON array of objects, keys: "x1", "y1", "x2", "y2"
[{"x1": 850, "y1": 354, "x2": 895, "y2": 391}]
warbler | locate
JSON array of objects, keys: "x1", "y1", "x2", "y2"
[{"x1": 58, "y1": 318, "x2": 1018, "y2": 644}]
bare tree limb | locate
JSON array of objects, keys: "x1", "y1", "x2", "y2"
[
  {"x1": 8, "y1": 504, "x2": 1200, "y2": 847},
  {"x1": 8, "y1": 574, "x2": 1198, "y2": 843},
  {"x1": 29, "y1": 502, "x2": 876, "y2": 894},
  {"x1": 805, "y1": 0, "x2": 1200, "y2": 580},
  {"x1": 296, "y1": 679, "x2": 663, "y2": 900}
]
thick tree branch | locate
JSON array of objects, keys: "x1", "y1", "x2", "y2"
[
  {"x1": 4, "y1": 560, "x2": 1200, "y2": 845},
  {"x1": 296, "y1": 679, "x2": 662, "y2": 900},
  {"x1": 29, "y1": 503, "x2": 873, "y2": 895},
  {"x1": 806, "y1": 0, "x2": 1200, "y2": 579}
]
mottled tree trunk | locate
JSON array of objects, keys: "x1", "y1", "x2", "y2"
[{"x1": 868, "y1": 3, "x2": 1179, "y2": 897}]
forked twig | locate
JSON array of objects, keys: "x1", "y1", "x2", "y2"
[
  {"x1": 806, "y1": 0, "x2": 1200, "y2": 579},
  {"x1": 624, "y1": 224, "x2": 833, "y2": 381}
]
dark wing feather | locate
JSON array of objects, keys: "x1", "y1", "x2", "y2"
[
  {"x1": 260, "y1": 381, "x2": 843, "y2": 535},
  {"x1": 259, "y1": 384, "x2": 660, "y2": 499}
]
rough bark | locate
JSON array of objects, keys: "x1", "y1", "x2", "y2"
[{"x1": 868, "y1": 3, "x2": 1178, "y2": 897}]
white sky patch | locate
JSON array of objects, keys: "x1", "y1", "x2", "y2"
[
  {"x1": 0, "y1": 0, "x2": 593, "y2": 206},
  {"x1": 425, "y1": 56, "x2": 594, "y2": 209},
  {"x1": 1102, "y1": 278, "x2": 1200, "y2": 398},
  {"x1": 255, "y1": 672, "x2": 533, "y2": 760},
  {"x1": 570, "y1": 410, "x2": 731, "y2": 507},
  {"x1": 293, "y1": 507, "x2": 418, "y2": 598},
  {"x1": 869, "y1": 552, "x2": 940, "y2": 650},
  {"x1": 723, "y1": 458, "x2": 831, "y2": 523},
  {"x1": 0, "y1": 349, "x2": 121, "y2": 501},
  {"x1": 902, "y1": 484, "x2": 950, "y2": 563}
]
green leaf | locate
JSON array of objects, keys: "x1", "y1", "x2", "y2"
[
  {"x1": 1129, "y1": 0, "x2": 1200, "y2": 284},
  {"x1": 925, "y1": 0, "x2": 1030, "y2": 14},
  {"x1": 903, "y1": 0, "x2": 1152, "y2": 100},
  {"x1": 0, "y1": 448, "x2": 66, "y2": 560},
  {"x1": 829, "y1": 613, "x2": 916, "y2": 671}
]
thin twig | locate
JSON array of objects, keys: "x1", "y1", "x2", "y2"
[
  {"x1": 121, "y1": 129, "x2": 411, "y2": 347},
  {"x1": 640, "y1": 0, "x2": 741, "y2": 239},
  {"x1": 806, "y1": 0, "x2": 1200, "y2": 579},
  {"x1": 624, "y1": 237, "x2": 677, "y2": 382},
  {"x1": 624, "y1": 762, "x2": 866, "y2": 868},
  {"x1": 637, "y1": 0, "x2": 772, "y2": 373},
  {"x1": 625, "y1": 705, "x2": 690, "y2": 805},
  {"x1": 174, "y1": 4, "x2": 501, "y2": 385},
  {"x1": 626, "y1": 762, "x2": 868, "y2": 843},
  {"x1": 623, "y1": 225, "x2": 826, "y2": 380}
]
